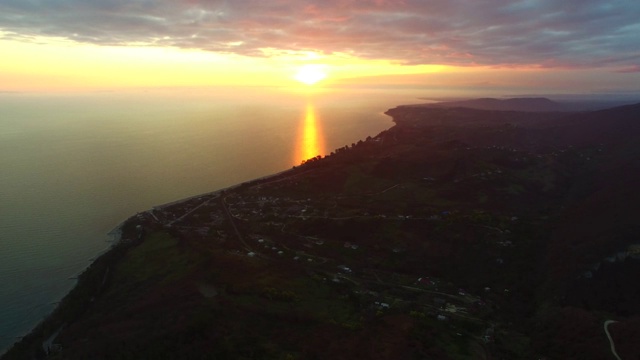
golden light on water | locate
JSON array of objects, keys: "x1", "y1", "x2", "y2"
[{"x1": 294, "y1": 103, "x2": 325, "y2": 165}]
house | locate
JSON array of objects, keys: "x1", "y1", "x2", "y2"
[
  {"x1": 374, "y1": 302, "x2": 390, "y2": 309},
  {"x1": 446, "y1": 304, "x2": 461, "y2": 313}
]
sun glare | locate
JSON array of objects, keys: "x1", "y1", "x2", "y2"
[{"x1": 294, "y1": 64, "x2": 327, "y2": 85}]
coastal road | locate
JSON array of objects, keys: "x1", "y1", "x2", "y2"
[{"x1": 604, "y1": 320, "x2": 622, "y2": 360}]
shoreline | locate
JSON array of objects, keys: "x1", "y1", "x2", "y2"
[
  {"x1": 1, "y1": 123, "x2": 394, "y2": 358},
  {"x1": 0, "y1": 91, "x2": 403, "y2": 357},
  {"x1": 105, "y1": 167, "x2": 297, "y2": 245}
]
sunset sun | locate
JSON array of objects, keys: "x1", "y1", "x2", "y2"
[{"x1": 294, "y1": 64, "x2": 327, "y2": 85}]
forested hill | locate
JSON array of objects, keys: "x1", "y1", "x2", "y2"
[
  {"x1": 419, "y1": 97, "x2": 565, "y2": 112},
  {"x1": 414, "y1": 96, "x2": 638, "y2": 112},
  {"x1": 4, "y1": 102, "x2": 640, "y2": 360}
]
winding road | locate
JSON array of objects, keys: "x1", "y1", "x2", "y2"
[{"x1": 604, "y1": 320, "x2": 621, "y2": 360}]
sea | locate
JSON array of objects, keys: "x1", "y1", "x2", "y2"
[{"x1": 0, "y1": 86, "x2": 428, "y2": 353}]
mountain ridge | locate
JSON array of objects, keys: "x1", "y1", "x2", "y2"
[{"x1": 420, "y1": 97, "x2": 566, "y2": 112}]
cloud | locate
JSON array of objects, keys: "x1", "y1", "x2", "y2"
[
  {"x1": 1, "y1": 0, "x2": 639, "y2": 68},
  {"x1": 615, "y1": 65, "x2": 640, "y2": 73}
]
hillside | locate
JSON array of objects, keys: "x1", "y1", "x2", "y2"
[
  {"x1": 423, "y1": 97, "x2": 566, "y2": 112},
  {"x1": 418, "y1": 96, "x2": 638, "y2": 112},
  {"x1": 4, "y1": 102, "x2": 640, "y2": 360}
]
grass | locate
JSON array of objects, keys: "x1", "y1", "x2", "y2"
[
  {"x1": 111, "y1": 232, "x2": 198, "y2": 289},
  {"x1": 343, "y1": 165, "x2": 393, "y2": 195},
  {"x1": 225, "y1": 271, "x2": 360, "y2": 328}
]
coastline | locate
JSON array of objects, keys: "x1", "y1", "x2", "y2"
[
  {"x1": 0, "y1": 91, "x2": 402, "y2": 358},
  {"x1": 0, "y1": 232, "x2": 132, "y2": 359},
  {"x1": 0, "y1": 132, "x2": 386, "y2": 359},
  {"x1": 103, "y1": 165, "x2": 297, "y2": 246},
  {"x1": 5, "y1": 99, "x2": 640, "y2": 358}
]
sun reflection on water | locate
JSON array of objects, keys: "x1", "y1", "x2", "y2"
[{"x1": 294, "y1": 103, "x2": 325, "y2": 165}]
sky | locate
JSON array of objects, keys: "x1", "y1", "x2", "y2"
[{"x1": 1, "y1": 0, "x2": 639, "y2": 94}]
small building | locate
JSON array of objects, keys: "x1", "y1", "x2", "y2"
[{"x1": 374, "y1": 301, "x2": 390, "y2": 309}]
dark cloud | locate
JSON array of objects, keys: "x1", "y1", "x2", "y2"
[{"x1": 1, "y1": 0, "x2": 639, "y2": 67}]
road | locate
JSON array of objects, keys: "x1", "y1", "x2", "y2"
[
  {"x1": 604, "y1": 320, "x2": 621, "y2": 360},
  {"x1": 166, "y1": 194, "x2": 220, "y2": 226}
]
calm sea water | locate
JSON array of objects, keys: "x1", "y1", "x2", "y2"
[{"x1": 0, "y1": 87, "x2": 422, "y2": 353}]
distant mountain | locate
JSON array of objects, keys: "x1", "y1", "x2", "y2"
[{"x1": 425, "y1": 97, "x2": 566, "y2": 112}]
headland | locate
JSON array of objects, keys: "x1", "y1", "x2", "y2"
[{"x1": 4, "y1": 99, "x2": 640, "y2": 359}]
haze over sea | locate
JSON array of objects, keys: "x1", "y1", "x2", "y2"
[{"x1": 0, "y1": 86, "x2": 430, "y2": 353}]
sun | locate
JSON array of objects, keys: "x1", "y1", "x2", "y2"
[{"x1": 294, "y1": 64, "x2": 327, "y2": 85}]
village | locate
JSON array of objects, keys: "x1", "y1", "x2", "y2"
[
  {"x1": 120, "y1": 153, "x2": 547, "y2": 349},
  {"x1": 102, "y1": 120, "x2": 616, "y2": 357},
  {"x1": 91, "y1": 115, "x2": 617, "y2": 360}
]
